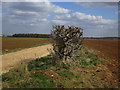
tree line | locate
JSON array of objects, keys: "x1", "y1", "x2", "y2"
[{"x1": 12, "y1": 33, "x2": 51, "y2": 38}]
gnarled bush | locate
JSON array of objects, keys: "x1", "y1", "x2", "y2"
[{"x1": 51, "y1": 25, "x2": 83, "y2": 65}]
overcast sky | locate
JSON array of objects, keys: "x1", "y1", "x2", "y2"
[{"x1": 1, "y1": 1, "x2": 118, "y2": 37}]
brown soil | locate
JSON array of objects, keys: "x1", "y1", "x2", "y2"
[
  {"x1": 2, "y1": 37, "x2": 51, "y2": 52},
  {"x1": 83, "y1": 39, "x2": 119, "y2": 86},
  {"x1": 70, "y1": 64, "x2": 118, "y2": 88},
  {"x1": 83, "y1": 39, "x2": 118, "y2": 60}
]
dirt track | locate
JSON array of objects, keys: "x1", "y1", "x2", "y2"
[{"x1": 1, "y1": 44, "x2": 52, "y2": 74}]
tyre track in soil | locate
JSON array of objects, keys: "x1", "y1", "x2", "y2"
[{"x1": 0, "y1": 44, "x2": 53, "y2": 74}]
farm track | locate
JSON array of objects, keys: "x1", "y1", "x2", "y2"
[{"x1": 1, "y1": 44, "x2": 52, "y2": 74}]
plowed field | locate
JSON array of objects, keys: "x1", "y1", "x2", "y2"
[
  {"x1": 83, "y1": 39, "x2": 118, "y2": 60},
  {"x1": 2, "y1": 37, "x2": 51, "y2": 53},
  {"x1": 83, "y1": 39, "x2": 119, "y2": 79}
]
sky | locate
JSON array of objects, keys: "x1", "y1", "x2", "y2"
[{"x1": 1, "y1": 1, "x2": 119, "y2": 37}]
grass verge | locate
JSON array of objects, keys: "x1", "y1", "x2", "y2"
[{"x1": 2, "y1": 46, "x2": 118, "y2": 88}]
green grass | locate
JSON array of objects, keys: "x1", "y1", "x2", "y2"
[
  {"x1": 28, "y1": 55, "x2": 54, "y2": 71},
  {"x1": 75, "y1": 46, "x2": 103, "y2": 67},
  {"x1": 56, "y1": 71, "x2": 75, "y2": 78},
  {"x1": 2, "y1": 63, "x2": 56, "y2": 88},
  {"x1": 2, "y1": 46, "x2": 106, "y2": 88}
]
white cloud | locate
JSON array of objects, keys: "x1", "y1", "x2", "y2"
[
  {"x1": 2, "y1": 2, "x2": 70, "y2": 31},
  {"x1": 53, "y1": 6, "x2": 70, "y2": 14},
  {"x1": 52, "y1": 12, "x2": 118, "y2": 37},
  {"x1": 2, "y1": 0, "x2": 119, "y2": 2},
  {"x1": 2, "y1": 0, "x2": 49, "y2": 2},
  {"x1": 2, "y1": 2, "x2": 118, "y2": 37},
  {"x1": 15, "y1": 10, "x2": 38, "y2": 15},
  {"x1": 2, "y1": 1, "x2": 71, "y2": 35},
  {"x1": 29, "y1": 23, "x2": 35, "y2": 26},
  {"x1": 76, "y1": 2, "x2": 118, "y2": 8}
]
